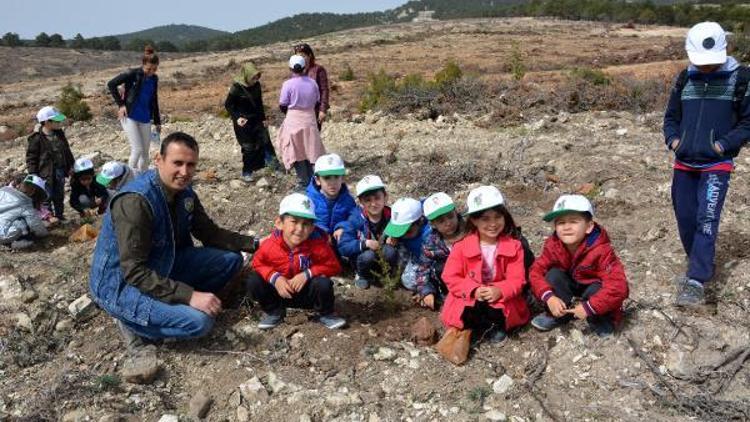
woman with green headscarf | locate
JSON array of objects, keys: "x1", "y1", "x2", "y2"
[{"x1": 225, "y1": 63, "x2": 280, "y2": 182}]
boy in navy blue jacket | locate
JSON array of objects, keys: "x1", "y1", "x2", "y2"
[
  {"x1": 663, "y1": 22, "x2": 750, "y2": 307},
  {"x1": 306, "y1": 153, "x2": 356, "y2": 241},
  {"x1": 336, "y1": 175, "x2": 397, "y2": 289}
]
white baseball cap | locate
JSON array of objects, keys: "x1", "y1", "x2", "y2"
[
  {"x1": 423, "y1": 192, "x2": 455, "y2": 221},
  {"x1": 466, "y1": 185, "x2": 505, "y2": 215},
  {"x1": 314, "y1": 153, "x2": 346, "y2": 176},
  {"x1": 279, "y1": 192, "x2": 316, "y2": 220},
  {"x1": 356, "y1": 175, "x2": 385, "y2": 197},
  {"x1": 289, "y1": 55, "x2": 306, "y2": 71},
  {"x1": 385, "y1": 197, "x2": 422, "y2": 238},
  {"x1": 543, "y1": 194, "x2": 594, "y2": 222},
  {"x1": 96, "y1": 161, "x2": 126, "y2": 186},
  {"x1": 36, "y1": 106, "x2": 66, "y2": 123},
  {"x1": 23, "y1": 174, "x2": 48, "y2": 197},
  {"x1": 73, "y1": 157, "x2": 94, "y2": 174},
  {"x1": 686, "y1": 22, "x2": 727, "y2": 66}
]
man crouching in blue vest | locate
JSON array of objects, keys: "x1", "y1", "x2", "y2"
[{"x1": 89, "y1": 131, "x2": 258, "y2": 352}]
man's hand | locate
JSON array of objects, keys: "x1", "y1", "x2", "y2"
[
  {"x1": 670, "y1": 138, "x2": 680, "y2": 151},
  {"x1": 237, "y1": 117, "x2": 248, "y2": 127},
  {"x1": 189, "y1": 291, "x2": 223, "y2": 317},
  {"x1": 333, "y1": 228, "x2": 344, "y2": 242},
  {"x1": 288, "y1": 272, "x2": 308, "y2": 293},
  {"x1": 546, "y1": 295, "x2": 567, "y2": 318},
  {"x1": 365, "y1": 239, "x2": 380, "y2": 251},
  {"x1": 117, "y1": 106, "x2": 127, "y2": 120},
  {"x1": 274, "y1": 277, "x2": 293, "y2": 299},
  {"x1": 565, "y1": 303, "x2": 588, "y2": 320}
]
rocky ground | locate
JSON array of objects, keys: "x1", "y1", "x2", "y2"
[{"x1": 1, "y1": 16, "x2": 750, "y2": 422}]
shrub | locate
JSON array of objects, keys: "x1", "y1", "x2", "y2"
[
  {"x1": 509, "y1": 42, "x2": 526, "y2": 81},
  {"x1": 340, "y1": 64, "x2": 355, "y2": 81},
  {"x1": 56, "y1": 83, "x2": 92, "y2": 122},
  {"x1": 569, "y1": 67, "x2": 611, "y2": 86},
  {"x1": 359, "y1": 69, "x2": 397, "y2": 112},
  {"x1": 434, "y1": 60, "x2": 463, "y2": 87}
]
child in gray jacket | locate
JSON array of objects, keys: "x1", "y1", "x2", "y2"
[{"x1": 0, "y1": 175, "x2": 49, "y2": 249}]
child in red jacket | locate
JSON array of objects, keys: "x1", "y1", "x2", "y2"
[
  {"x1": 246, "y1": 192, "x2": 346, "y2": 330},
  {"x1": 441, "y1": 186, "x2": 530, "y2": 344},
  {"x1": 529, "y1": 194, "x2": 629, "y2": 337}
]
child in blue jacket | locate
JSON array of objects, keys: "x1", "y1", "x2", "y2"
[
  {"x1": 663, "y1": 22, "x2": 750, "y2": 307},
  {"x1": 336, "y1": 175, "x2": 397, "y2": 289},
  {"x1": 306, "y1": 153, "x2": 356, "y2": 241}
]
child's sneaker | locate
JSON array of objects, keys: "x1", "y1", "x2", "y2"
[
  {"x1": 587, "y1": 316, "x2": 614, "y2": 338},
  {"x1": 486, "y1": 327, "x2": 507, "y2": 343},
  {"x1": 318, "y1": 314, "x2": 347, "y2": 330},
  {"x1": 354, "y1": 274, "x2": 370, "y2": 289},
  {"x1": 673, "y1": 274, "x2": 689, "y2": 289},
  {"x1": 258, "y1": 308, "x2": 286, "y2": 330},
  {"x1": 531, "y1": 313, "x2": 562, "y2": 331},
  {"x1": 675, "y1": 279, "x2": 705, "y2": 307},
  {"x1": 241, "y1": 172, "x2": 253, "y2": 183},
  {"x1": 10, "y1": 239, "x2": 34, "y2": 250}
]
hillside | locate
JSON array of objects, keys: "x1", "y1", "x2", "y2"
[{"x1": 114, "y1": 24, "x2": 229, "y2": 46}]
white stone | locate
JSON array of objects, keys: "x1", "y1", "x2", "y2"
[
  {"x1": 0, "y1": 275, "x2": 24, "y2": 302},
  {"x1": 616, "y1": 128, "x2": 628, "y2": 137},
  {"x1": 485, "y1": 410, "x2": 507, "y2": 421},
  {"x1": 239, "y1": 376, "x2": 268, "y2": 402},
  {"x1": 15, "y1": 313, "x2": 33, "y2": 331},
  {"x1": 374, "y1": 347, "x2": 397, "y2": 361},
  {"x1": 236, "y1": 406, "x2": 250, "y2": 422},
  {"x1": 267, "y1": 372, "x2": 287, "y2": 394},
  {"x1": 256, "y1": 177, "x2": 270, "y2": 188},
  {"x1": 492, "y1": 374, "x2": 514, "y2": 395},
  {"x1": 68, "y1": 295, "x2": 96, "y2": 320},
  {"x1": 157, "y1": 415, "x2": 178, "y2": 422}
]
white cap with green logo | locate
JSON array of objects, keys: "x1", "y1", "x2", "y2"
[
  {"x1": 279, "y1": 192, "x2": 317, "y2": 220},
  {"x1": 384, "y1": 197, "x2": 422, "y2": 238},
  {"x1": 355, "y1": 174, "x2": 385, "y2": 197},
  {"x1": 314, "y1": 153, "x2": 346, "y2": 176},
  {"x1": 465, "y1": 185, "x2": 505, "y2": 215},
  {"x1": 543, "y1": 194, "x2": 594, "y2": 222},
  {"x1": 423, "y1": 192, "x2": 455, "y2": 221}
]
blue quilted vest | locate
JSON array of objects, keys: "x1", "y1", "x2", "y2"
[{"x1": 88, "y1": 170, "x2": 195, "y2": 325}]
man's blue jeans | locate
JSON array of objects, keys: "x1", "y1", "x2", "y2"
[{"x1": 118, "y1": 246, "x2": 242, "y2": 340}]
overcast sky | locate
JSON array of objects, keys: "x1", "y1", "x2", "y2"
[{"x1": 1, "y1": 1, "x2": 407, "y2": 38}]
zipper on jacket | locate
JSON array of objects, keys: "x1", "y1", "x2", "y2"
[{"x1": 692, "y1": 81, "x2": 709, "y2": 154}]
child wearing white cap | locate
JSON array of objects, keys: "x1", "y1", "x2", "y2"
[
  {"x1": 306, "y1": 153, "x2": 356, "y2": 239},
  {"x1": 337, "y1": 175, "x2": 398, "y2": 289},
  {"x1": 383, "y1": 197, "x2": 433, "y2": 296},
  {"x1": 69, "y1": 157, "x2": 109, "y2": 217},
  {"x1": 413, "y1": 192, "x2": 468, "y2": 310},
  {"x1": 663, "y1": 22, "x2": 750, "y2": 307},
  {"x1": 529, "y1": 194, "x2": 628, "y2": 337},
  {"x1": 246, "y1": 192, "x2": 346, "y2": 330},
  {"x1": 276, "y1": 54, "x2": 324, "y2": 190},
  {"x1": 96, "y1": 161, "x2": 135, "y2": 201},
  {"x1": 26, "y1": 106, "x2": 75, "y2": 220},
  {"x1": 440, "y1": 186, "x2": 530, "y2": 345},
  {"x1": 0, "y1": 174, "x2": 49, "y2": 249}
]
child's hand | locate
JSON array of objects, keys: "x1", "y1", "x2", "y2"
[
  {"x1": 275, "y1": 277, "x2": 293, "y2": 299},
  {"x1": 474, "y1": 286, "x2": 489, "y2": 301},
  {"x1": 484, "y1": 287, "x2": 502, "y2": 303},
  {"x1": 365, "y1": 239, "x2": 380, "y2": 251},
  {"x1": 333, "y1": 228, "x2": 344, "y2": 242},
  {"x1": 385, "y1": 237, "x2": 398, "y2": 247},
  {"x1": 288, "y1": 272, "x2": 308, "y2": 293},
  {"x1": 546, "y1": 295, "x2": 567, "y2": 318},
  {"x1": 564, "y1": 303, "x2": 587, "y2": 320},
  {"x1": 421, "y1": 294, "x2": 435, "y2": 310}
]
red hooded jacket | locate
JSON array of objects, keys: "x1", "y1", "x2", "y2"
[
  {"x1": 529, "y1": 224, "x2": 628, "y2": 325},
  {"x1": 440, "y1": 231, "x2": 530, "y2": 331},
  {"x1": 252, "y1": 228, "x2": 341, "y2": 283}
]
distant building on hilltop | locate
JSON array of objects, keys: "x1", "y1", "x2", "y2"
[{"x1": 413, "y1": 10, "x2": 436, "y2": 22}]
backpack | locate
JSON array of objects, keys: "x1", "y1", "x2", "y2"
[{"x1": 673, "y1": 66, "x2": 750, "y2": 121}]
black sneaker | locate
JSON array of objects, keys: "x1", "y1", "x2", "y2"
[
  {"x1": 486, "y1": 327, "x2": 507, "y2": 343},
  {"x1": 587, "y1": 316, "x2": 614, "y2": 338},
  {"x1": 675, "y1": 279, "x2": 705, "y2": 307},
  {"x1": 258, "y1": 308, "x2": 286, "y2": 330}
]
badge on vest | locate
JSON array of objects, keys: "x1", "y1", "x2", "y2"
[{"x1": 184, "y1": 197, "x2": 194, "y2": 213}]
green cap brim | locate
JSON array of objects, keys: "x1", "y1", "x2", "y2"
[
  {"x1": 96, "y1": 174, "x2": 113, "y2": 186},
  {"x1": 315, "y1": 169, "x2": 346, "y2": 176},
  {"x1": 284, "y1": 211, "x2": 317, "y2": 220},
  {"x1": 543, "y1": 209, "x2": 578, "y2": 222},
  {"x1": 384, "y1": 221, "x2": 410, "y2": 238},
  {"x1": 426, "y1": 204, "x2": 455, "y2": 221},
  {"x1": 50, "y1": 113, "x2": 66, "y2": 122}
]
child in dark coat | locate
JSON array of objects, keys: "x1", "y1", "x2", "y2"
[{"x1": 69, "y1": 158, "x2": 108, "y2": 217}]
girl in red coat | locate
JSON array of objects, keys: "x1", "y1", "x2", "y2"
[
  {"x1": 440, "y1": 186, "x2": 531, "y2": 343},
  {"x1": 529, "y1": 194, "x2": 629, "y2": 337}
]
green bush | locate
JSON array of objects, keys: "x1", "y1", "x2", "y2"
[
  {"x1": 434, "y1": 60, "x2": 462, "y2": 87},
  {"x1": 569, "y1": 67, "x2": 611, "y2": 86},
  {"x1": 340, "y1": 64, "x2": 355, "y2": 81},
  {"x1": 509, "y1": 42, "x2": 526, "y2": 81},
  {"x1": 359, "y1": 69, "x2": 397, "y2": 112},
  {"x1": 56, "y1": 83, "x2": 92, "y2": 121}
]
